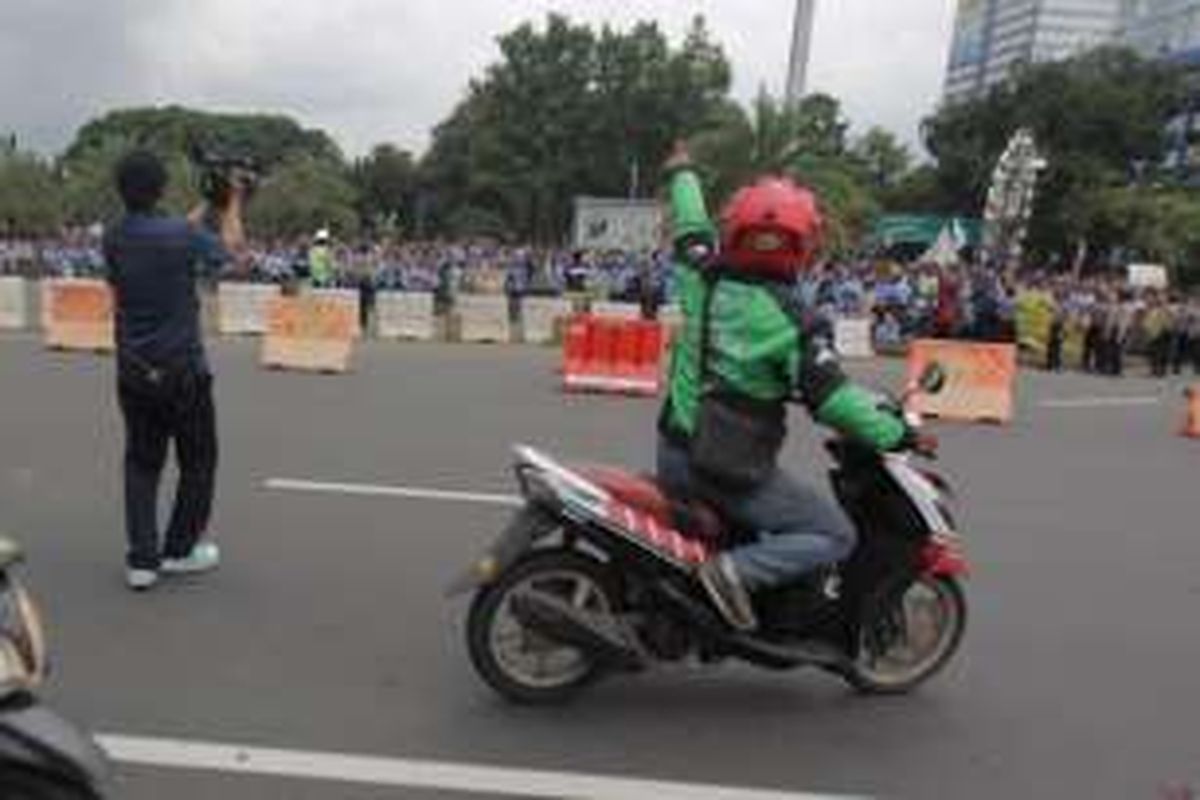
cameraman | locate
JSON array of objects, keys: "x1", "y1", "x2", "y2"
[{"x1": 103, "y1": 150, "x2": 246, "y2": 591}]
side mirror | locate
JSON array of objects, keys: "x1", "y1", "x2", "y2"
[{"x1": 919, "y1": 362, "x2": 948, "y2": 395}]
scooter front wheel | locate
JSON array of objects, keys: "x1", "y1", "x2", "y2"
[
  {"x1": 466, "y1": 549, "x2": 619, "y2": 705},
  {"x1": 846, "y1": 574, "x2": 967, "y2": 695}
]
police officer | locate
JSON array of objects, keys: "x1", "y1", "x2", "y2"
[{"x1": 103, "y1": 150, "x2": 246, "y2": 591}]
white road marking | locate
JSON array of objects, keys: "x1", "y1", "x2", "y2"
[
  {"x1": 1039, "y1": 396, "x2": 1162, "y2": 409},
  {"x1": 264, "y1": 477, "x2": 521, "y2": 507},
  {"x1": 98, "y1": 734, "x2": 864, "y2": 799}
]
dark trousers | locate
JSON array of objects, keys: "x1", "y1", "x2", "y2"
[
  {"x1": 1099, "y1": 334, "x2": 1124, "y2": 376},
  {"x1": 1082, "y1": 327, "x2": 1100, "y2": 373},
  {"x1": 1149, "y1": 333, "x2": 1172, "y2": 378},
  {"x1": 1171, "y1": 333, "x2": 1191, "y2": 375},
  {"x1": 359, "y1": 284, "x2": 376, "y2": 335},
  {"x1": 118, "y1": 368, "x2": 217, "y2": 569},
  {"x1": 1046, "y1": 326, "x2": 1064, "y2": 372}
]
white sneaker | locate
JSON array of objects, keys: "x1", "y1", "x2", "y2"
[
  {"x1": 161, "y1": 542, "x2": 221, "y2": 575},
  {"x1": 125, "y1": 569, "x2": 159, "y2": 592}
]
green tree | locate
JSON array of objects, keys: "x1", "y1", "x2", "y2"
[
  {"x1": 420, "y1": 13, "x2": 732, "y2": 242},
  {"x1": 878, "y1": 165, "x2": 949, "y2": 213},
  {"x1": 246, "y1": 154, "x2": 359, "y2": 241},
  {"x1": 1078, "y1": 185, "x2": 1200, "y2": 283},
  {"x1": 690, "y1": 92, "x2": 878, "y2": 253},
  {"x1": 60, "y1": 135, "x2": 199, "y2": 224},
  {"x1": 65, "y1": 106, "x2": 341, "y2": 172},
  {"x1": 352, "y1": 144, "x2": 417, "y2": 235},
  {"x1": 921, "y1": 46, "x2": 1187, "y2": 263},
  {"x1": 851, "y1": 127, "x2": 911, "y2": 190},
  {"x1": 0, "y1": 148, "x2": 63, "y2": 235}
]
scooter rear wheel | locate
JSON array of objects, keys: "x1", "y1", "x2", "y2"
[
  {"x1": 467, "y1": 549, "x2": 619, "y2": 705},
  {"x1": 846, "y1": 574, "x2": 967, "y2": 694}
]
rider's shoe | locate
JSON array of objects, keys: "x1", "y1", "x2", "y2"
[{"x1": 697, "y1": 554, "x2": 758, "y2": 632}]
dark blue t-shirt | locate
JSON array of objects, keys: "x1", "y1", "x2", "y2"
[{"x1": 103, "y1": 213, "x2": 226, "y2": 372}]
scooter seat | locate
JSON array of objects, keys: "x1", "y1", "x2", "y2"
[{"x1": 575, "y1": 465, "x2": 727, "y2": 545}]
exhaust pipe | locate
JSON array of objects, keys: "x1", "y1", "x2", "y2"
[{"x1": 509, "y1": 591, "x2": 646, "y2": 671}]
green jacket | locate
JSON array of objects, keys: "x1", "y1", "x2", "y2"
[
  {"x1": 662, "y1": 169, "x2": 907, "y2": 451},
  {"x1": 309, "y1": 245, "x2": 334, "y2": 286}
]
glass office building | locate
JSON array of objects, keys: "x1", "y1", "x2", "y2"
[{"x1": 944, "y1": 0, "x2": 1123, "y2": 103}]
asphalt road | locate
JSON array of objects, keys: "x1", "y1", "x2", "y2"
[{"x1": 0, "y1": 335, "x2": 1197, "y2": 799}]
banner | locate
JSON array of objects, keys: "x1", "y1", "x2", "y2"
[
  {"x1": 261, "y1": 295, "x2": 357, "y2": 373},
  {"x1": 573, "y1": 197, "x2": 664, "y2": 252},
  {"x1": 457, "y1": 294, "x2": 510, "y2": 343},
  {"x1": 834, "y1": 318, "x2": 874, "y2": 358},
  {"x1": 43, "y1": 279, "x2": 114, "y2": 352},
  {"x1": 521, "y1": 297, "x2": 572, "y2": 344},
  {"x1": 218, "y1": 282, "x2": 280, "y2": 335},
  {"x1": 1127, "y1": 264, "x2": 1168, "y2": 290},
  {"x1": 376, "y1": 292, "x2": 436, "y2": 341},
  {"x1": 0, "y1": 277, "x2": 26, "y2": 330}
]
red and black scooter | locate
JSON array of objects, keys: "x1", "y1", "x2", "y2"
[{"x1": 450, "y1": 365, "x2": 968, "y2": 704}]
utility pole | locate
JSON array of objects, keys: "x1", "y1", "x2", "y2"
[{"x1": 786, "y1": 0, "x2": 817, "y2": 105}]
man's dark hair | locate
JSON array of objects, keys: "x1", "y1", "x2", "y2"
[{"x1": 114, "y1": 150, "x2": 167, "y2": 213}]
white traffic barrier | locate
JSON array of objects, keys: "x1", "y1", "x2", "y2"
[
  {"x1": 590, "y1": 301, "x2": 642, "y2": 319},
  {"x1": 835, "y1": 317, "x2": 875, "y2": 358},
  {"x1": 376, "y1": 292, "x2": 436, "y2": 341},
  {"x1": 521, "y1": 297, "x2": 572, "y2": 344},
  {"x1": 0, "y1": 276, "x2": 27, "y2": 330},
  {"x1": 457, "y1": 294, "x2": 511, "y2": 343},
  {"x1": 217, "y1": 282, "x2": 281, "y2": 335}
]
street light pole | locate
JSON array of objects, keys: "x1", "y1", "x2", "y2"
[{"x1": 786, "y1": 0, "x2": 817, "y2": 105}]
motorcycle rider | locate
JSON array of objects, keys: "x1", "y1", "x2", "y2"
[{"x1": 656, "y1": 142, "x2": 930, "y2": 641}]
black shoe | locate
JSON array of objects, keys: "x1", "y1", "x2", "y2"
[{"x1": 697, "y1": 555, "x2": 758, "y2": 632}]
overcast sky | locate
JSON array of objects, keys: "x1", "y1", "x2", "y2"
[{"x1": 0, "y1": 1, "x2": 956, "y2": 158}]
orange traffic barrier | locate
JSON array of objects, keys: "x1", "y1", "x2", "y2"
[
  {"x1": 260, "y1": 294, "x2": 357, "y2": 373},
  {"x1": 907, "y1": 339, "x2": 1017, "y2": 424},
  {"x1": 1183, "y1": 386, "x2": 1200, "y2": 439},
  {"x1": 562, "y1": 315, "x2": 666, "y2": 396},
  {"x1": 43, "y1": 279, "x2": 114, "y2": 352}
]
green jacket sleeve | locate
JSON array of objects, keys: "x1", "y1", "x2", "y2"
[
  {"x1": 815, "y1": 382, "x2": 908, "y2": 450},
  {"x1": 668, "y1": 169, "x2": 717, "y2": 259}
]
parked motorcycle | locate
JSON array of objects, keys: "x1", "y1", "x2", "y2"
[
  {"x1": 0, "y1": 538, "x2": 110, "y2": 798},
  {"x1": 451, "y1": 364, "x2": 969, "y2": 705}
]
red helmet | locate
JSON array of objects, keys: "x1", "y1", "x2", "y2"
[{"x1": 719, "y1": 177, "x2": 822, "y2": 280}]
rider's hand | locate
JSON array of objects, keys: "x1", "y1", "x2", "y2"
[
  {"x1": 909, "y1": 431, "x2": 940, "y2": 459},
  {"x1": 899, "y1": 426, "x2": 939, "y2": 459}
]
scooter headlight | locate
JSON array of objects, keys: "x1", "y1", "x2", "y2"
[{"x1": 0, "y1": 572, "x2": 48, "y2": 695}]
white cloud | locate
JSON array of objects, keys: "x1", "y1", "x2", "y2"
[{"x1": 1, "y1": 0, "x2": 955, "y2": 157}]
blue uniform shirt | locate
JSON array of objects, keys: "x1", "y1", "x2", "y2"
[{"x1": 103, "y1": 213, "x2": 227, "y2": 372}]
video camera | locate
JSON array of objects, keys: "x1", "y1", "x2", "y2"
[{"x1": 188, "y1": 143, "x2": 262, "y2": 207}]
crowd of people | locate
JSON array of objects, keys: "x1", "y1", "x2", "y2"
[
  {"x1": 796, "y1": 262, "x2": 1200, "y2": 377},
  {"x1": 0, "y1": 233, "x2": 672, "y2": 302},
  {"x1": 3, "y1": 232, "x2": 1197, "y2": 376}
]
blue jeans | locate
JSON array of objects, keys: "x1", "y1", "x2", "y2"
[{"x1": 656, "y1": 437, "x2": 856, "y2": 591}]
